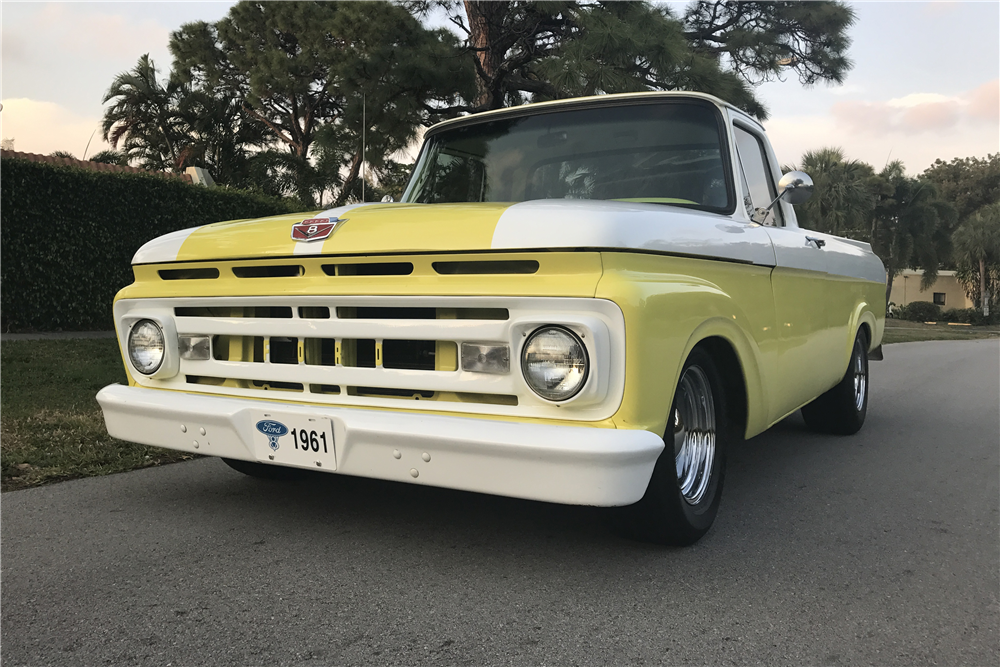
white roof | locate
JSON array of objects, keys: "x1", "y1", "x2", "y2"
[{"x1": 427, "y1": 91, "x2": 757, "y2": 136}]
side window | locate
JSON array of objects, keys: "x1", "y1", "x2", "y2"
[{"x1": 733, "y1": 125, "x2": 783, "y2": 226}]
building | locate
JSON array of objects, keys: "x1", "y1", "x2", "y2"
[{"x1": 889, "y1": 269, "x2": 973, "y2": 309}]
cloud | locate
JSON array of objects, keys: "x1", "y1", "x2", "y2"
[
  {"x1": 765, "y1": 81, "x2": 998, "y2": 174},
  {"x1": 923, "y1": 1, "x2": 963, "y2": 16},
  {"x1": 0, "y1": 98, "x2": 112, "y2": 158},
  {"x1": 21, "y1": 4, "x2": 170, "y2": 63},
  {"x1": 831, "y1": 81, "x2": 999, "y2": 136},
  {"x1": 968, "y1": 79, "x2": 1000, "y2": 122}
]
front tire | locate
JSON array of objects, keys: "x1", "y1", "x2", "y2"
[
  {"x1": 620, "y1": 348, "x2": 731, "y2": 546},
  {"x1": 801, "y1": 329, "x2": 869, "y2": 435}
]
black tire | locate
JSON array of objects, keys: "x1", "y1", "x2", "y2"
[
  {"x1": 221, "y1": 458, "x2": 310, "y2": 481},
  {"x1": 801, "y1": 328, "x2": 869, "y2": 435},
  {"x1": 619, "y1": 348, "x2": 732, "y2": 546}
]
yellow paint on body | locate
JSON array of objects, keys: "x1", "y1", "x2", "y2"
[
  {"x1": 121, "y1": 206, "x2": 886, "y2": 439},
  {"x1": 175, "y1": 203, "x2": 511, "y2": 262},
  {"x1": 119, "y1": 251, "x2": 603, "y2": 301},
  {"x1": 596, "y1": 252, "x2": 780, "y2": 439}
]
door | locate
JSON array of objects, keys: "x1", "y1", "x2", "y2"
[{"x1": 732, "y1": 123, "x2": 840, "y2": 420}]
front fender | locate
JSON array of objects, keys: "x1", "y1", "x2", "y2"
[{"x1": 596, "y1": 252, "x2": 779, "y2": 440}]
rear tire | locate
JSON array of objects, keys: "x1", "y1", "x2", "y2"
[
  {"x1": 619, "y1": 348, "x2": 732, "y2": 546},
  {"x1": 221, "y1": 458, "x2": 310, "y2": 481},
  {"x1": 801, "y1": 329, "x2": 869, "y2": 435}
]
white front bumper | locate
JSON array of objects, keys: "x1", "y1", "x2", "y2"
[{"x1": 97, "y1": 385, "x2": 664, "y2": 507}]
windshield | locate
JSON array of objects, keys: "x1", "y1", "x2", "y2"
[{"x1": 403, "y1": 100, "x2": 732, "y2": 213}]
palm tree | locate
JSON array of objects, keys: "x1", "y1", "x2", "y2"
[
  {"x1": 102, "y1": 54, "x2": 188, "y2": 172},
  {"x1": 870, "y1": 161, "x2": 956, "y2": 305},
  {"x1": 176, "y1": 89, "x2": 270, "y2": 188},
  {"x1": 792, "y1": 147, "x2": 875, "y2": 237},
  {"x1": 953, "y1": 203, "x2": 1000, "y2": 316},
  {"x1": 89, "y1": 150, "x2": 129, "y2": 166}
]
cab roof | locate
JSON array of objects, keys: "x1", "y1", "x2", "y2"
[{"x1": 426, "y1": 90, "x2": 761, "y2": 137}]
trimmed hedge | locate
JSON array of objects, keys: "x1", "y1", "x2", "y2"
[
  {"x1": 895, "y1": 301, "x2": 1000, "y2": 325},
  {"x1": 2, "y1": 158, "x2": 306, "y2": 332},
  {"x1": 940, "y1": 307, "x2": 1000, "y2": 326},
  {"x1": 895, "y1": 301, "x2": 942, "y2": 322}
]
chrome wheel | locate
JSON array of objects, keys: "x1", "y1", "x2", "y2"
[
  {"x1": 852, "y1": 338, "x2": 867, "y2": 412},
  {"x1": 673, "y1": 365, "x2": 716, "y2": 505}
]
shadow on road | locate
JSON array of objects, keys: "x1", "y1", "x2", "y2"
[{"x1": 139, "y1": 411, "x2": 858, "y2": 561}]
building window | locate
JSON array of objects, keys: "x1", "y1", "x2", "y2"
[{"x1": 933, "y1": 293, "x2": 946, "y2": 306}]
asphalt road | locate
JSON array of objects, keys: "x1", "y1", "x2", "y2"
[{"x1": 3, "y1": 339, "x2": 998, "y2": 666}]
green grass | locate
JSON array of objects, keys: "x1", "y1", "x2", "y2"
[
  {"x1": 1, "y1": 339, "x2": 192, "y2": 491},
  {"x1": 883, "y1": 319, "x2": 1000, "y2": 344}
]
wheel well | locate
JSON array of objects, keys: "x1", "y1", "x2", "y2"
[
  {"x1": 694, "y1": 337, "x2": 748, "y2": 440},
  {"x1": 858, "y1": 321, "x2": 871, "y2": 346}
]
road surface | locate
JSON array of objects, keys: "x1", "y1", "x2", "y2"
[{"x1": 3, "y1": 339, "x2": 997, "y2": 666}]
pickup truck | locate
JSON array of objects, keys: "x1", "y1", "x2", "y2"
[{"x1": 98, "y1": 91, "x2": 886, "y2": 545}]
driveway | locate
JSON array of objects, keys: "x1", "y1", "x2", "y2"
[{"x1": 2, "y1": 339, "x2": 997, "y2": 666}]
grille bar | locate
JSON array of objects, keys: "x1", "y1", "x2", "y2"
[{"x1": 174, "y1": 317, "x2": 508, "y2": 340}]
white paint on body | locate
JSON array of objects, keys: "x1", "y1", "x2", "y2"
[
  {"x1": 131, "y1": 226, "x2": 201, "y2": 264},
  {"x1": 491, "y1": 199, "x2": 778, "y2": 266}
]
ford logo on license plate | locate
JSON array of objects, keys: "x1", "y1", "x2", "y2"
[{"x1": 256, "y1": 419, "x2": 289, "y2": 451}]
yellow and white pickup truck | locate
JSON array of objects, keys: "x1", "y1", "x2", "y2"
[{"x1": 98, "y1": 91, "x2": 885, "y2": 545}]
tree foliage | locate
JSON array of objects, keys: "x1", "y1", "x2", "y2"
[
  {"x1": 921, "y1": 154, "x2": 1000, "y2": 223},
  {"x1": 101, "y1": 1, "x2": 858, "y2": 203},
  {"x1": 683, "y1": 1, "x2": 855, "y2": 87},
  {"x1": 102, "y1": 54, "x2": 190, "y2": 172},
  {"x1": 89, "y1": 150, "x2": 130, "y2": 166},
  {"x1": 868, "y1": 161, "x2": 956, "y2": 302},
  {"x1": 953, "y1": 203, "x2": 1000, "y2": 314},
  {"x1": 170, "y1": 1, "x2": 470, "y2": 206},
  {"x1": 410, "y1": 0, "x2": 855, "y2": 117},
  {"x1": 791, "y1": 147, "x2": 874, "y2": 237}
]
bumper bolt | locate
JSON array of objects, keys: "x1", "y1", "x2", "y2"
[
  {"x1": 421, "y1": 452, "x2": 431, "y2": 462},
  {"x1": 409, "y1": 468, "x2": 419, "y2": 478}
]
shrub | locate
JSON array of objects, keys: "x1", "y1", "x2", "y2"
[
  {"x1": 896, "y1": 301, "x2": 942, "y2": 322},
  {"x1": 1, "y1": 157, "x2": 307, "y2": 332},
  {"x1": 941, "y1": 308, "x2": 974, "y2": 324},
  {"x1": 940, "y1": 307, "x2": 1000, "y2": 326}
]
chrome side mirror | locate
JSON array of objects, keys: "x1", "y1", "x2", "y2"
[
  {"x1": 751, "y1": 170, "x2": 814, "y2": 224},
  {"x1": 776, "y1": 170, "x2": 814, "y2": 205}
]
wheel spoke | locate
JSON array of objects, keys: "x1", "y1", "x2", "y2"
[
  {"x1": 673, "y1": 366, "x2": 717, "y2": 505},
  {"x1": 853, "y1": 339, "x2": 867, "y2": 412}
]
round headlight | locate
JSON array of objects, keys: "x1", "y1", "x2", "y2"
[
  {"x1": 521, "y1": 326, "x2": 589, "y2": 401},
  {"x1": 128, "y1": 319, "x2": 165, "y2": 375}
]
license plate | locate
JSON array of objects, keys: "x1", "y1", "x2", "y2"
[{"x1": 251, "y1": 410, "x2": 336, "y2": 471}]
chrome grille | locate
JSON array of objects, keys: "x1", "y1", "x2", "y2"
[{"x1": 115, "y1": 295, "x2": 626, "y2": 421}]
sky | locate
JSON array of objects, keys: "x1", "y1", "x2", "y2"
[{"x1": 1, "y1": 1, "x2": 998, "y2": 175}]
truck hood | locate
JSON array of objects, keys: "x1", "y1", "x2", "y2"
[{"x1": 132, "y1": 200, "x2": 777, "y2": 267}]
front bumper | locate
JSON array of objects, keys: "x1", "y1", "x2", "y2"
[{"x1": 97, "y1": 385, "x2": 664, "y2": 506}]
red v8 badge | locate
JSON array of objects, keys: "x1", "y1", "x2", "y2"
[{"x1": 291, "y1": 217, "x2": 345, "y2": 242}]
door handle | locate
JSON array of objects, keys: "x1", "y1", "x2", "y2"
[{"x1": 805, "y1": 236, "x2": 826, "y2": 248}]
